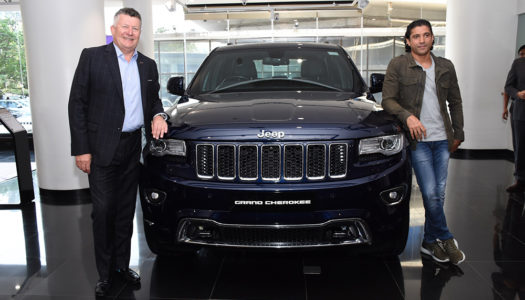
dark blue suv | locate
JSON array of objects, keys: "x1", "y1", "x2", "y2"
[{"x1": 140, "y1": 43, "x2": 412, "y2": 256}]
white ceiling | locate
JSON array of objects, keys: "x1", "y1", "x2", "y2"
[
  {"x1": 0, "y1": 0, "x2": 447, "y2": 31},
  {"x1": 172, "y1": 0, "x2": 446, "y2": 28}
]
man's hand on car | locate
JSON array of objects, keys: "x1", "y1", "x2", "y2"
[{"x1": 406, "y1": 115, "x2": 427, "y2": 141}]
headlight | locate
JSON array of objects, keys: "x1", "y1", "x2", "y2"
[
  {"x1": 358, "y1": 134, "x2": 404, "y2": 156},
  {"x1": 149, "y1": 139, "x2": 186, "y2": 157}
]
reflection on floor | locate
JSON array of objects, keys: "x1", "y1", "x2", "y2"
[{"x1": 0, "y1": 156, "x2": 522, "y2": 299}]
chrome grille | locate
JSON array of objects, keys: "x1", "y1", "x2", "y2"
[
  {"x1": 217, "y1": 145, "x2": 235, "y2": 180},
  {"x1": 329, "y1": 143, "x2": 348, "y2": 178},
  {"x1": 261, "y1": 145, "x2": 280, "y2": 181},
  {"x1": 196, "y1": 144, "x2": 213, "y2": 179},
  {"x1": 307, "y1": 144, "x2": 326, "y2": 179},
  {"x1": 284, "y1": 145, "x2": 303, "y2": 180},
  {"x1": 239, "y1": 145, "x2": 258, "y2": 180},
  {"x1": 177, "y1": 218, "x2": 372, "y2": 248},
  {"x1": 195, "y1": 142, "x2": 349, "y2": 181}
]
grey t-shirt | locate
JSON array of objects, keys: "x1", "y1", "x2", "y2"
[{"x1": 417, "y1": 57, "x2": 447, "y2": 141}]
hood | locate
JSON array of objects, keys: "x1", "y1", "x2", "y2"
[{"x1": 167, "y1": 91, "x2": 398, "y2": 141}]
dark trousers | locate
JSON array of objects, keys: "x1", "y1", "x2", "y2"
[
  {"x1": 88, "y1": 131, "x2": 141, "y2": 280},
  {"x1": 511, "y1": 114, "x2": 517, "y2": 168},
  {"x1": 513, "y1": 119, "x2": 525, "y2": 181}
]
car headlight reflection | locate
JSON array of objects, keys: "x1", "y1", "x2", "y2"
[
  {"x1": 150, "y1": 139, "x2": 186, "y2": 157},
  {"x1": 358, "y1": 134, "x2": 404, "y2": 156}
]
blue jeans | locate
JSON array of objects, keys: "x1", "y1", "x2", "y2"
[{"x1": 410, "y1": 140, "x2": 454, "y2": 243}]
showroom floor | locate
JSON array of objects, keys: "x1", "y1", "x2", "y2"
[{"x1": 0, "y1": 153, "x2": 523, "y2": 299}]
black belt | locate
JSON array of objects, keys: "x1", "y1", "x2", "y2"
[{"x1": 121, "y1": 129, "x2": 141, "y2": 138}]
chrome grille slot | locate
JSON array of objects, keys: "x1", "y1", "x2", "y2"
[
  {"x1": 329, "y1": 143, "x2": 348, "y2": 178},
  {"x1": 307, "y1": 144, "x2": 326, "y2": 180},
  {"x1": 284, "y1": 145, "x2": 303, "y2": 180},
  {"x1": 239, "y1": 145, "x2": 258, "y2": 180},
  {"x1": 196, "y1": 144, "x2": 214, "y2": 179},
  {"x1": 195, "y1": 142, "x2": 348, "y2": 181},
  {"x1": 261, "y1": 145, "x2": 281, "y2": 181},
  {"x1": 217, "y1": 145, "x2": 235, "y2": 180}
]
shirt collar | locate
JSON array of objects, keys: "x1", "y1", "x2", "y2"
[
  {"x1": 113, "y1": 43, "x2": 138, "y2": 61},
  {"x1": 414, "y1": 55, "x2": 434, "y2": 70},
  {"x1": 406, "y1": 52, "x2": 434, "y2": 69}
]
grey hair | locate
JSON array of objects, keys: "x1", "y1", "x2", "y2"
[{"x1": 113, "y1": 7, "x2": 142, "y2": 26}]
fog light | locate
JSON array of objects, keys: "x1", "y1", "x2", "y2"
[
  {"x1": 388, "y1": 191, "x2": 398, "y2": 200},
  {"x1": 380, "y1": 185, "x2": 406, "y2": 206},
  {"x1": 144, "y1": 188, "x2": 166, "y2": 205},
  {"x1": 187, "y1": 224, "x2": 213, "y2": 239},
  {"x1": 331, "y1": 225, "x2": 358, "y2": 239}
]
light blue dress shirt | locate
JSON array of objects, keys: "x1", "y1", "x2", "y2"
[{"x1": 114, "y1": 44, "x2": 144, "y2": 132}]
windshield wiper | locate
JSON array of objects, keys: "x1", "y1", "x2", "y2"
[
  {"x1": 210, "y1": 78, "x2": 344, "y2": 93},
  {"x1": 288, "y1": 78, "x2": 344, "y2": 92},
  {"x1": 211, "y1": 79, "x2": 260, "y2": 93}
]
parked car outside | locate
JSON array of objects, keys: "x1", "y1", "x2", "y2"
[
  {"x1": 140, "y1": 43, "x2": 412, "y2": 256},
  {"x1": 0, "y1": 99, "x2": 26, "y2": 118},
  {"x1": 162, "y1": 98, "x2": 173, "y2": 109},
  {"x1": 0, "y1": 98, "x2": 33, "y2": 141}
]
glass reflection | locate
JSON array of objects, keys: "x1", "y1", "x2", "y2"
[{"x1": 492, "y1": 194, "x2": 525, "y2": 299}]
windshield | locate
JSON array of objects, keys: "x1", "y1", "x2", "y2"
[{"x1": 188, "y1": 46, "x2": 365, "y2": 96}]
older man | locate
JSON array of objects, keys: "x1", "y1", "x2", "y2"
[{"x1": 68, "y1": 7, "x2": 167, "y2": 296}]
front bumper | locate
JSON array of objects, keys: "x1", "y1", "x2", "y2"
[{"x1": 139, "y1": 153, "x2": 411, "y2": 251}]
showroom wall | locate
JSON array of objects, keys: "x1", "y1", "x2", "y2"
[{"x1": 446, "y1": 0, "x2": 519, "y2": 150}]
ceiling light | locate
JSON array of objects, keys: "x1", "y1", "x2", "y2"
[
  {"x1": 357, "y1": 0, "x2": 369, "y2": 9},
  {"x1": 165, "y1": 0, "x2": 176, "y2": 12}
]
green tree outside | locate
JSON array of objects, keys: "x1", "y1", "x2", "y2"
[{"x1": 0, "y1": 16, "x2": 27, "y2": 98}]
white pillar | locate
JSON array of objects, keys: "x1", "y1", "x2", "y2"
[
  {"x1": 124, "y1": 0, "x2": 154, "y2": 58},
  {"x1": 20, "y1": 0, "x2": 105, "y2": 196},
  {"x1": 446, "y1": 0, "x2": 518, "y2": 150}
]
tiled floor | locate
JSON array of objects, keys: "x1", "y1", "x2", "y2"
[
  {"x1": 0, "y1": 155, "x2": 523, "y2": 299},
  {"x1": 0, "y1": 147, "x2": 36, "y2": 182}
]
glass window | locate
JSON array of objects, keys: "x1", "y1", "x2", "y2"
[
  {"x1": 0, "y1": 12, "x2": 31, "y2": 135},
  {"x1": 433, "y1": 35, "x2": 446, "y2": 58},
  {"x1": 394, "y1": 36, "x2": 406, "y2": 57},
  {"x1": 157, "y1": 41, "x2": 184, "y2": 100},
  {"x1": 158, "y1": 40, "x2": 184, "y2": 74},
  {"x1": 186, "y1": 41, "x2": 210, "y2": 74},
  {"x1": 211, "y1": 41, "x2": 229, "y2": 51},
  {"x1": 368, "y1": 37, "x2": 394, "y2": 71},
  {"x1": 234, "y1": 38, "x2": 274, "y2": 44},
  {"x1": 342, "y1": 37, "x2": 366, "y2": 73},
  {"x1": 273, "y1": 37, "x2": 316, "y2": 43}
]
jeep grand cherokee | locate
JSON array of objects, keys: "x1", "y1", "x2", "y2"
[{"x1": 140, "y1": 43, "x2": 412, "y2": 256}]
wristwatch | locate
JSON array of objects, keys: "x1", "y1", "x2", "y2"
[{"x1": 155, "y1": 112, "x2": 169, "y2": 121}]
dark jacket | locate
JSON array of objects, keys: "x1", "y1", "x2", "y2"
[
  {"x1": 505, "y1": 57, "x2": 525, "y2": 121},
  {"x1": 381, "y1": 52, "x2": 464, "y2": 152},
  {"x1": 68, "y1": 43, "x2": 164, "y2": 166}
]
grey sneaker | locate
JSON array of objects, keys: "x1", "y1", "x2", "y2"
[
  {"x1": 442, "y1": 238, "x2": 465, "y2": 265},
  {"x1": 421, "y1": 241, "x2": 450, "y2": 263}
]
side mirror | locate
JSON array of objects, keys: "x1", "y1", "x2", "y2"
[
  {"x1": 369, "y1": 73, "x2": 385, "y2": 94},
  {"x1": 167, "y1": 76, "x2": 185, "y2": 96}
]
